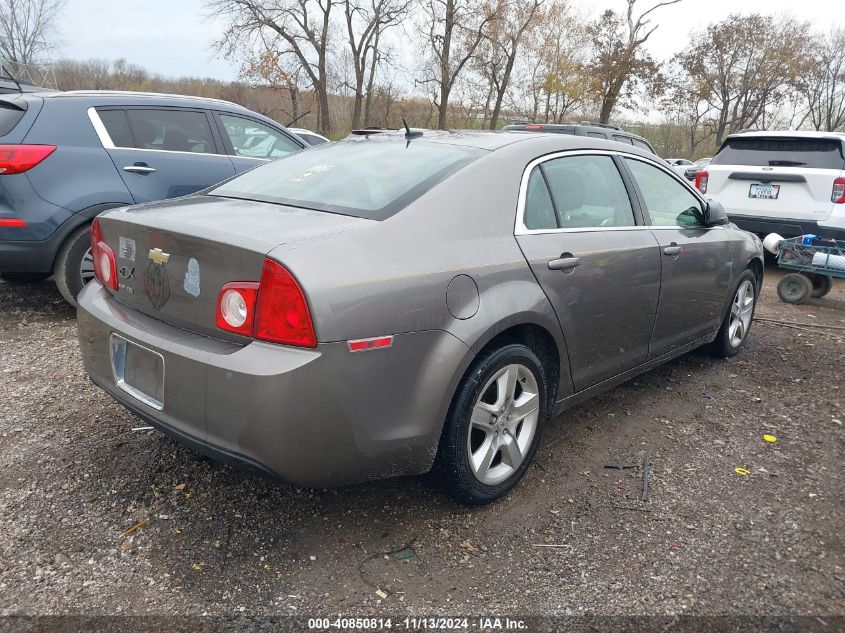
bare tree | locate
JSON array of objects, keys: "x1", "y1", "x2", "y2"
[
  {"x1": 241, "y1": 47, "x2": 308, "y2": 122},
  {"x1": 343, "y1": 0, "x2": 410, "y2": 129},
  {"x1": 417, "y1": 0, "x2": 499, "y2": 129},
  {"x1": 0, "y1": 0, "x2": 64, "y2": 71},
  {"x1": 793, "y1": 28, "x2": 845, "y2": 132},
  {"x1": 680, "y1": 13, "x2": 813, "y2": 145},
  {"x1": 475, "y1": 0, "x2": 542, "y2": 130},
  {"x1": 587, "y1": 0, "x2": 681, "y2": 124},
  {"x1": 208, "y1": 0, "x2": 335, "y2": 134}
]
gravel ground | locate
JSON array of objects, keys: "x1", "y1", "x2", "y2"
[{"x1": 0, "y1": 267, "x2": 843, "y2": 625}]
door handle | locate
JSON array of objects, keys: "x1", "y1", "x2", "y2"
[
  {"x1": 123, "y1": 163, "x2": 156, "y2": 174},
  {"x1": 548, "y1": 256, "x2": 581, "y2": 271},
  {"x1": 663, "y1": 244, "x2": 682, "y2": 257}
]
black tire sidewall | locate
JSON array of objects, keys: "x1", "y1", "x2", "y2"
[
  {"x1": 808, "y1": 274, "x2": 832, "y2": 299},
  {"x1": 778, "y1": 273, "x2": 811, "y2": 304},
  {"x1": 437, "y1": 343, "x2": 549, "y2": 504},
  {"x1": 54, "y1": 223, "x2": 92, "y2": 306}
]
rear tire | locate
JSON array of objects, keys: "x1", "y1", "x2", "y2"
[
  {"x1": 434, "y1": 343, "x2": 550, "y2": 505},
  {"x1": 0, "y1": 272, "x2": 50, "y2": 283},
  {"x1": 803, "y1": 273, "x2": 832, "y2": 299},
  {"x1": 708, "y1": 269, "x2": 758, "y2": 358},
  {"x1": 54, "y1": 223, "x2": 95, "y2": 307},
  {"x1": 777, "y1": 273, "x2": 812, "y2": 305}
]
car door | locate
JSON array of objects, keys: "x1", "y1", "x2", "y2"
[
  {"x1": 622, "y1": 156, "x2": 732, "y2": 358},
  {"x1": 214, "y1": 113, "x2": 304, "y2": 174},
  {"x1": 515, "y1": 152, "x2": 662, "y2": 391},
  {"x1": 94, "y1": 107, "x2": 236, "y2": 203}
]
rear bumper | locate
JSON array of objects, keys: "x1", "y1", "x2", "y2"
[
  {"x1": 0, "y1": 237, "x2": 57, "y2": 273},
  {"x1": 76, "y1": 282, "x2": 469, "y2": 487},
  {"x1": 728, "y1": 215, "x2": 845, "y2": 241}
]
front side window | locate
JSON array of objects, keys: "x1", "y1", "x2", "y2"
[
  {"x1": 538, "y1": 154, "x2": 636, "y2": 229},
  {"x1": 125, "y1": 109, "x2": 216, "y2": 154},
  {"x1": 625, "y1": 158, "x2": 704, "y2": 228},
  {"x1": 211, "y1": 140, "x2": 483, "y2": 220},
  {"x1": 220, "y1": 115, "x2": 300, "y2": 159}
]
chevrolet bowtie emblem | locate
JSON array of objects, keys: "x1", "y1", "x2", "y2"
[{"x1": 148, "y1": 248, "x2": 170, "y2": 265}]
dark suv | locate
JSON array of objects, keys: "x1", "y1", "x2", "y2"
[
  {"x1": 0, "y1": 90, "x2": 306, "y2": 304},
  {"x1": 502, "y1": 122, "x2": 657, "y2": 154}
]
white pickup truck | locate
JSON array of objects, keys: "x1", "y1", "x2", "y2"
[{"x1": 696, "y1": 131, "x2": 845, "y2": 240}]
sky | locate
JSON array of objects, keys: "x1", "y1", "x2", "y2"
[{"x1": 57, "y1": 0, "x2": 835, "y2": 83}]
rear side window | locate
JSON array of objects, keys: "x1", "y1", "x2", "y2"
[
  {"x1": 125, "y1": 109, "x2": 217, "y2": 154},
  {"x1": 97, "y1": 109, "x2": 134, "y2": 147},
  {"x1": 539, "y1": 155, "x2": 636, "y2": 229},
  {"x1": 219, "y1": 114, "x2": 300, "y2": 158},
  {"x1": 0, "y1": 101, "x2": 26, "y2": 136},
  {"x1": 712, "y1": 137, "x2": 845, "y2": 170},
  {"x1": 524, "y1": 167, "x2": 557, "y2": 230},
  {"x1": 211, "y1": 140, "x2": 483, "y2": 220},
  {"x1": 612, "y1": 135, "x2": 633, "y2": 145},
  {"x1": 586, "y1": 132, "x2": 606, "y2": 139},
  {"x1": 632, "y1": 138, "x2": 653, "y2": 152}
]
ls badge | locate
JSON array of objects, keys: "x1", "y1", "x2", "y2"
[{"x1": 144, "y1": 248, "x2": 171, "y2": 310}]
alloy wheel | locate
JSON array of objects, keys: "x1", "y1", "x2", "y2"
[
  {"x1": 80, "y1": 248, "x2": 96, "y2": 285},
  {"x1": 467, "y1": 363, "x2": 540, "y2": 485},
  {"x1": 729, "y1": 279, "x2": 755, "y2": 347}
]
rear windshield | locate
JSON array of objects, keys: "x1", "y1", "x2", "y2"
[
  {"x1": 712, "y1": 137, "x2": 845, "y2": 169},
  {"x1": 211, "y1": 140, "x2": 483, "y2": 220},
  {"x1": 0, "y1": 100, "x2": 26, "y2": 136}
]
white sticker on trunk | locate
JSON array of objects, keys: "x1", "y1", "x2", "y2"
[
  {"x1": 118, "y1": 237, "x2": 136, "y2": 261},
  {"x1": 183, "y1": 258, "x2": 201, "y2": 297}
]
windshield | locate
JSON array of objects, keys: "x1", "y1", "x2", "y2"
[
  {"x1": 712, "y1": 137, "x2": 845, "y2": 169},
  {"x1": 211, "y1": 140, "x2": 484, "y2": 220}
]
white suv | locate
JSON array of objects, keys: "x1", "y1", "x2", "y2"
[{"x1": 696, "y1": 131, "x2": 845, "y2": 240}]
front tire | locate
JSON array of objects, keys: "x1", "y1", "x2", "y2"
[
  {"x1": 434, "y1": 343, "x2": 550, "y2": 504},
  {"x1": 54, "y1": 223, "x2": 96, "y2": 307},
  {"x1": 708, "y1": 270, "x2": 758, "y2": 358}
]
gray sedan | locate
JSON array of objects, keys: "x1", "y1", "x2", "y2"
[{"x1": 77, "y1": 131, "x2": 764, "y2": 504}]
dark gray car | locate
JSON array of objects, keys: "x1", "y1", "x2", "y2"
[
  {"x1": 76, "y1": 131, "x2": 764, "y2": 504},
  {"x1": 0, "y1": 90, "x2": 305, "y2": 305}
]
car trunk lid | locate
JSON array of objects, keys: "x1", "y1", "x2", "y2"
[{"x1": 96, "y1": 194, "x2": 373, "y2": 342}]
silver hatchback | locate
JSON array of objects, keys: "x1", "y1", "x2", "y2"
[{"x1": 77, "y1": 131, "x2": 764, "y2": 503}]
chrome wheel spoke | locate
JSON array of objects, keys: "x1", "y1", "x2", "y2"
[
  {"x1": 471, "y1": 435, "x2": 498, "y2": 479},
  {"x1": 728, "y1": 280, "x2": 754, "y2": 346},
  {"x1": 470, "y1": 404, "x2": 495, "y2": 431},
  {"x1": 80, "y1": 248, "x2": 96, "y2": 284}
]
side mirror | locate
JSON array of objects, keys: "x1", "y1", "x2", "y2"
[{"x1": 705, "y1": 200, "x2": 728, "y2": 226}]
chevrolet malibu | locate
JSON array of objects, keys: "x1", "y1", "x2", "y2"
[{"x1": 77, "y1": 131, "x2": 764, "y2": 504}]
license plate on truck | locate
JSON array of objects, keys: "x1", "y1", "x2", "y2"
[
  {"x1": 109, "y1": 334, "x2": 165, "y2": 410},
  {"x1": 749, "y1": 183, "x2": 780, "y2": 199}
]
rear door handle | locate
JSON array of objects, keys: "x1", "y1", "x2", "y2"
[
  {"x1": 548, "y1": 256, "x2": 581, "y2": 271},
  {"x1": 123, "y1": 163, "x2": 156, "y2": 174},
  {"x1": 663, "y1": 244, "x2": 682, "y2": 256}
]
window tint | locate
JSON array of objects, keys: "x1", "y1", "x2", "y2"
[
  {"x1": 211, "y1": 140, "x2": 482, "y2": 221},
  {"x1": 632, "y1": 138, "x2": 652, "y2": 152},
  {"x1": 586, "y1": 132, "x2": 606, "y2": 139},
  {"x1": 712, "y1": 137, "x2": 845, "y2": 169},
  {"x1": 220, "y1": 115, "x2": 300, "y2": 158},
  {"x1": 0, "y1": 102, "x2": 25, "y2": 136},
  {"x1": 126, "y1": 109, "x2": 216, "y2": 154},
  {"x1": 97, "y1": 109, "x2": 133, "y2": 148},
  {"x1": 612, "y1": 135, "x2": 633, "y2": 145},
  {"x1": 523, "y1": 167, "x2": 557, "y2": 230},
  {"x1": 540, "y1": 155, "x2": 635, "y2": 228},
  {"x1": 625, "y1": 158, "x2": 704, "y2": 228},
  {"x1": 299, "y1": 133, "x2": 328, "y2": 146}
]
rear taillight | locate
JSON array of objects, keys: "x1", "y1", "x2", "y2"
[
  {"x1": 215, "y1": 258, "x2": 317, "y2": 348},
  {"x1": 0, "y1": 145, "x2": 56, "y2": 175},
  {"x1": 90, "y1": 218, "x2": 118, "y2": 290},
  {"x1": 832, "y1": 177, "x2": 845, "y2": 204},
  {"x1": 695, "y1": 170, "x2": 709, "y2": 194},
  {"x1": 215, "y1": 282, "x2": 259, "y2": 336},
  {"x1": 0, "y1": 218, "x2": 26, "y2": 227}
]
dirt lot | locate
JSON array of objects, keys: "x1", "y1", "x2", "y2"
[{"x1": 0, "y1": 267, "x2": 843, "y2": 625}]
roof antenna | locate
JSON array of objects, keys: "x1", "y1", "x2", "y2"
[
  {"x1": 403, "y1": 118, "x2": 423, "y2": 145},
  {"x1": 287, "y1": 110, "x2": 310, "y2": 127},
  {"x1": 1, "y1": 66, "x2": 22, "y2": 93}
]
